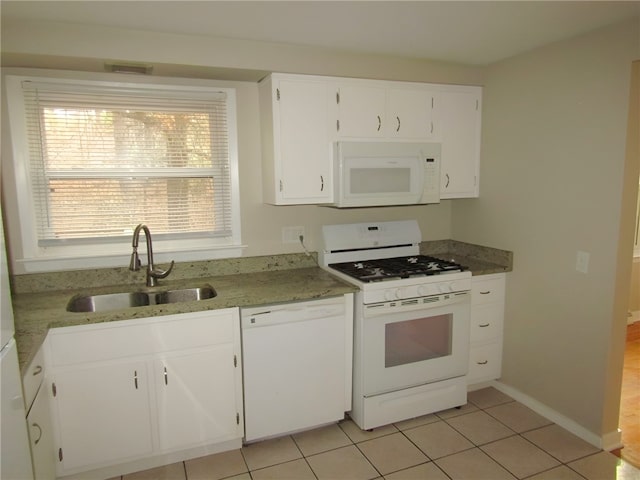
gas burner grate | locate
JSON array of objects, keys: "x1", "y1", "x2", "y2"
[{"x1": 329, "y1": 255, "x2": 467, "y2": 282}]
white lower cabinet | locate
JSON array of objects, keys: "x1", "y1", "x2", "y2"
[
  {"x1": 27, "y1": 383, "x2": 56, "y2": 480},
  {"x1": 467, "y1": 274, "x2": 506, "y2": 385},
  {"x1": 46, "y1": 308, "x2": 243, "y2": 478}
]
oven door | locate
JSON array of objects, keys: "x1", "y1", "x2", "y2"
[{"x1": 360, "y1": 293, "x2": 470, "y2": 397}]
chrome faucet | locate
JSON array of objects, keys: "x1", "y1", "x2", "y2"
[{"x1": 129, "y1": 224, "x2": 174, "y2": 287}]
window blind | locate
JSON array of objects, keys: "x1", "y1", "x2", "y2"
[{"x1": 20, "y1": 80, "x2": 232, "y2": 245}]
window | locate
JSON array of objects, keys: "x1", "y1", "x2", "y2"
[{"x1": 4, "y1": 72, "x2": 241, "y2": 272}]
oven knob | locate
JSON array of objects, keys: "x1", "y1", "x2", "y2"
[
  {"x1": 384, "y1": 289, "x2": 398, "y2": 301},
  {"x1": 418, "y1": 285, "x2": 429, "y2": 296},
  {"x1": 439, "y1": 283, "x2": 451, "y2": 293},
  {"x1": 450, "y1": 282, "x2": 457, "y2": 291}
]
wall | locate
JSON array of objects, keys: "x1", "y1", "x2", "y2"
[
  {"x1": 452, "y1": 20, "x2": 640, "y2": 444},
  {"x1": 631, "y1": 261, "x2": 640, "y2": 318},
  {"x1": 0, "y1": 19, "x2": 483, "y2": 273}
]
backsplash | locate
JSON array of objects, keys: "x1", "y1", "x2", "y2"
[{"x1": 11, "y1": 253, "x2": 319, "y2": 294}]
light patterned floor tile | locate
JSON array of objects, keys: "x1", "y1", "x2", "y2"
[
  {"x1": 383, "y1": 462, "x2": 449, "y2": 480},
  {"x1": 122, "y1": 462, "x2": 186, "y2": 480},
  {"x1": 306, "y1": 445, "x2": 379, "y2": 480},
  {"x1": 568, "y1": 451, "x2": 640, "y2": 480},
  {"x1": 446, "y1": 410, "x2": 515, "y2": 445},
  {"x1": 436, "y1": 402, "x2": 479, "y2": 419},
  {"x1": 224, "y1": 474, "x2": 251, "y2": 480},
  {"x1": 403, "y1": 420, "x2": 474, "y2": 459},
  {"x1": 340, "y1": 419, "x2": 398, "y2": 443},
  {"x1": 393, "y1": 413, "x2": 440, "y2": 431},
  {"x1": 435, "y1": 448, "x2": 517, "y2": 480},
  {"x1": 481, "y1": 435, "x2": 560, "y2": 478},
  {"x1": 522, "y1": 424, "x2": 600, "y2": 463},
  {"x1": 184, "y1": 449, "x2": 247, "y2": 480},
  {"x1": 250, "y1": 458, "x2": 316, "y2": 480},
  {"x1": 485, "y1": 401, "x2": 553, "y2": 433},
  {"x1": 241, "y1": 435, "x2": 302, "y2": 471},
  {"x1": 292, "y1": 423, "x2": 352, "y2": 456},
  {"x1": 467, "y1": 387, "x2": 514, "y2": 409},
  {"x1": 526, "y1": 465, "x2": 588, "y2": 480},
  {"x1": 357, "y1": 432, "x2": 428, "y2": 475}
]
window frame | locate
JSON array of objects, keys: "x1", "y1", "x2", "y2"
[{"x1": 3, "y1": 71, "x2": 243, "y2": 273}]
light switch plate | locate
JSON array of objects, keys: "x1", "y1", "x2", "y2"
[{"x1": 576, "y1": 251, "x2": 590, "y2": 274}]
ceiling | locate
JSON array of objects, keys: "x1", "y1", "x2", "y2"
[{"x1": 2, "y1": 1, "x2": 639, "y2": 66}]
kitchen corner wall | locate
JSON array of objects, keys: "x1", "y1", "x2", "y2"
[
  {"x1": 0, "y1": 18, "x2": 483, "y2": 271},
  {"x1": 452, "y1": 18, "x2": 640, "y2": 444}
]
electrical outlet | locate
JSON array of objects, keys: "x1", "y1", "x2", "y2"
[
  {"x1": 282, "y1": 226, "x2": 305, "y2": 244},
  {"x1": 576, "y1": 250, "x2": 590, "y2": 274}
]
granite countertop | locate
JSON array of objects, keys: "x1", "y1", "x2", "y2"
[
  {"x1": 12, "y1": 242, "x2": 513, "y2": 373},
  {"x1": 12, "y1": 266, "x2": 357, "y2": 372}
]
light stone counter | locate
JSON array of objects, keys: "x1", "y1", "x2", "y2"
[{"x1": 12, "y1": 264, "x2": 357, "y2": 372}]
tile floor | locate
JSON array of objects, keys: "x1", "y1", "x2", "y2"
[{"x1": 116, "y1": 387, "x2": 639, "y2": 480}]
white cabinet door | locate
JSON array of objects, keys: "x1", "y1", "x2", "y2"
[
  {"x1": 388, "y1": 89, "x2": 438, "y2": 140},
  {"x1": 52, "y1": 361, "x2": 153, "y2": 473},
  {"x1": 155, "y1": 345, "x2": 240, "y2": 452},
  {"x1": 468, "y1": 274, "x2": 505, "y2": 385},
  {"x1": 27, "y1": 385, "x2": 56, "y2": 480},
  {"x1": 260, "y1": 74, "x2": 332, "y2": 204},
  {"x1": 440, "y1": 89, "x2": 482, "y2": 198},
  {"x1": 336, "y1": 84, "x2": 386, "y2": 138}
]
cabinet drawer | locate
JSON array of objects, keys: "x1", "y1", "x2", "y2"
[
  {"x1": 468, "y1": 343, "x2": 502, "y2": 384},
  {"x1": 472, "y1": 275, "x2": 505, "y2": 305},
  {"x1": 49, "y1": 310, "x2": 236, "y2": 366},
  {"x1": 470, "y1": 304, "x2": 504, "y2": 342},
  {"x1": 23, "y1": 345, "x2": 46, "y2": 412}
]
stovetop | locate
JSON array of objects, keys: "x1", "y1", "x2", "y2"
[{"x1": 328, "y1": 255, "x2": 467, "y2": 283}]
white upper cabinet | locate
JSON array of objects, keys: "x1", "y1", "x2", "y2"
[
  {"x1": 333, "y1": 82, "x2": 439, "y2": 141},
  {"x1": 439, "y1": 88, "x2": 482, "y2": 199},
  {"x1": 387, "y1": 88, "x2": 439, "y2": 140},
  {"x1": 259, "y1": 74, "x2": 333, "y2": 205},
  {"x1": 335, "y1": 84, "x2": 386, "y2": 138},
  {"x1": 258, "y1": 73, "x2": 482, "y2": 205}
]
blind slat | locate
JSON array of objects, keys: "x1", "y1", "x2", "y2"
[{"x1": 22, "y1": 79, "x2": 233, "y2": 244}]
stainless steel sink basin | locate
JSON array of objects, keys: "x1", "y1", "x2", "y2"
[
  {"x1": 66, "y1": 285, "x2": 217, "y2": 313},
  {"x1": 155, "y1": 286, "x2": 217, "y2": 304}
]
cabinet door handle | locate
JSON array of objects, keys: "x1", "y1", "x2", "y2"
[
  {"x1": 377, "y1": 115, "x2": 381, "y2": 131},
  {"x1": 430, "y1": 121, "x2": 434, "y2": 134},
  {"x1": 31, "y1": 423, "x2": 42, "y2": 445},
  {"x1": 396, "y1": 116, "x2": 400, "y2": 132},
  {"x1": 134, "y1": 370, "x2": 138, "y2": 390},
  {"x1": 479, "y1": 323, "x2": 490, "y2": 327},
  {"x1": 320, "y1": 175, "x2": 324, "y2": 192},
  {"x1": 445, "y1": 173, "x2": 450, "y2": 188},
  {"x1": 477, "y1": 360, "x2": 489, "y2": 365},
  {"x1": 480, "y1": 290, "x2": 491, "y2": 295},
  {"x1": 164, "y1": 366, "x2": 168, "y2": 385},
  {"x1": 32, "y1": 365, "x2": 43, "y2": 376}
]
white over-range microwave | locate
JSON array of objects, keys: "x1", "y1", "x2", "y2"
[{"x1": 327, "y1": 141, "x2": 441, "y2": 208}]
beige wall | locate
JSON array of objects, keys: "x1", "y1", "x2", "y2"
[
  {"x1": 1, "y1": 19, "x2": 483, "y2": 269},
  {"x1": 453, "y1": 20, "x2": 640, "y2": 441}
]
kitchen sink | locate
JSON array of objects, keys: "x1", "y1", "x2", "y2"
[{"x1": 66, "y1": 285, "x2": 217, "y2": 313}]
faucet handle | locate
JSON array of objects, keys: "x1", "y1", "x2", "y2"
[{"x1": 149, "y1": 260, "x2": 175, "y2": 280}]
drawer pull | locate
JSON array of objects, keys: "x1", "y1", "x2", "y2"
[
  {"x1": 134, "y1": 371, "x2": 138, "y2": 390},
  {"x1": 32, "y1": 365, "x2": 43, "y2": 376},
  {"x1": 477, "y1": 360, "x2": 489, "y2": 365},
  {"x1": 164, "y1": 366, "x2": 168, "y2": 385},
  {"x1": 479, "y1": 290, "x2": 491, "y2": 295},
  {"x1": 479, "y1": 323, "x2": 490, "y2": 328},
  {"x1": 31, "y1": 423, "x2": 42, "y2": 445}
]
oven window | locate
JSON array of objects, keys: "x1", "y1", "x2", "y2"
[{"x1": 385, "y1": 314, "x2": 453, "y2": 368}]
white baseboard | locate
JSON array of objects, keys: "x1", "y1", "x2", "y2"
[
  {"x1": 628, "y1": 310, "x2": 640, "y2": 325},
  {"x1": 490, "y1": 381, "x2": 623, "y2": 451}
]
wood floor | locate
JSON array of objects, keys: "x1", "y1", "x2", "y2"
[{"x1": 615, "y1": 321, "x2": 640, "y2": 468}]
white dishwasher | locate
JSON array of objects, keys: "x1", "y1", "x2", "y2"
[{"x1": 241, "y1": 296, "x2": 350, "y2": 442}]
